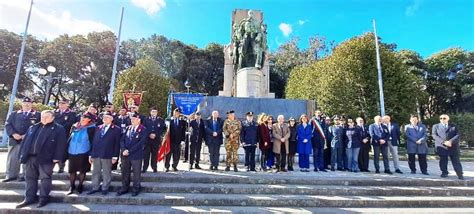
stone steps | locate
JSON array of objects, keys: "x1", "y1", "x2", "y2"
[
  {"x1": 1, "y1": 190, "x2": 474, "y2": 208},
  {"x1": 2, "y1": 203, "x2": 474, "y2": 214},
  {"x1": 2, "y1": 180, "x2": 474, "y2": 196}
]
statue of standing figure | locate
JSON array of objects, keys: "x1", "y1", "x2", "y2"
[{"x1": 230, "y1": 10, "x2": 267, "y2": 70}]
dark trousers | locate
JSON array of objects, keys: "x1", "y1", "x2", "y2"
[
  {"x1": 331, "y1": 147, "x2": 343, "y2": 169},
  {"x1": 439, "y1": 152, "x2": 463, "y2": 176},
  {"x1": 312, "y1": 146, "x2": 324, "y2": 170},
  {"x1": 183, "y1": 135, "x2": 190, "y2": 161},
  {"x1": 165, "y1": 143, "x2": 180, "y2": 169},
  {"x1": 25, "y1": 156, "x2": 54, "y2": 202},
  {"x1": 121, "y1": 156, "x2": 142, "y2": 192},
  {"x1": 260, "y1": 148, "x2": 269, "y2": 170},
  {"x1": 408, "y1": 153, "x2": 427, "y2": 173},
  {"x1": 358, "y1": 143, "x2": 370, "y2": 171},
  {"x1": 287, "y1": 154, "x2": 295, "y2": 170},
  {"x1": 143, "y1": 139, "x2": 160, "y2": 171},
  {"x1": 208, "y1": 143, "x2": 221, "y2": 167},
  {"x1": 373, "y1": 145, "x2": 390, "y2": 171},
  {"x1": 244, "y1": 145, "x2": 256, "y2": 170},
  {"x1": 275, "y1": 146, "x2": 287, "y2": 170},
  {"x1": 189, "y1": 140, "x2": 202, "y2": 165},
  {"x1": 323, "y1": 148, "x2": 331, "y2": 169}
]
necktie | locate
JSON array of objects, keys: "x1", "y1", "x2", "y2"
[
  {"x1": 175, "y1": 119, "x2": 178, "y2": 126},
  {"x1": 101, "y1": 126, "x2": 108, "y2": 137},
  {"x1": 130, "y1": 127, "x2": 136, "y2": 140}
]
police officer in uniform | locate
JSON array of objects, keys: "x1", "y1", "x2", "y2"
[
  {"x1": 240, "y1": 112, "x2": 258, "y2": 171},
  {"x1": 223, "y1": 110, "x2": 242, "y2": 172},
  {"x1": 142, "y1": 107, "x2": 165, "y2": 173},
  {"x1": 54, "y1": 98, "x2": 76, "y2": 173},
  {"x1": 2, "y1": 97, "x2": 40, "y2": 182}
]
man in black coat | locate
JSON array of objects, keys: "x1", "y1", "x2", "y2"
[
  {"x1": 240, "y1": 112, "x2": 258, "y2": 171},
  {"x1": 356, "y1": 117, "x2": 371, "y2": 172},
  {"x1": 16, "y1": 110, "x2": 67, "y2": 208},
  {"x1": 87, "y1": 112, "x2": 122, "y2": 195},
  {"x1": 165, "y1": 108, "x2": 187, "y2": 172},
  {"x1": 142, "y1": 107, "x2": 165, "y2": 173},
  {"x1": 54, "y1": 98, "x2": 76, "y2": 173},
  {"x1": 3, "y1": 97, "x2": 41, "y2": 183},
  {"x1": 205, "y1": 110, "x2": 224, "y2": 171},
  {"x1": 189, "y1": 112, "x2": 205, "y2": 170}
]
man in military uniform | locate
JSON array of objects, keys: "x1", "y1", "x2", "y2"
[
  {"x1": 240, "y1": 112, "x2": 258, "y2": 171},
  {"x1": 142, "y1": 107, "x2": 165, "y2": 173},
  {"x1": 54, "y1": 98, "x2": 76, "y2": 173},
  {"x1": 223, "y1": 110, "x2": 242, "y2": 172},
  {"x1": 2, "y1": 97, "x2": 41, "y2": 182}
]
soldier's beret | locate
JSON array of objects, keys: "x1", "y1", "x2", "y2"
[
  {"x1": 174, "y1": 108, "x2": 182, "y2": 113},
  {"x1": 228, "y1": 110, "x2": 235, "y2": 114},
  {"x1": 22, "y1": 97, "x2": 33, "y2": 103},
  {"x1": 195, "y1": 112, "x2": 201, "y2": 116},
  {"x1": 246, "y1": 111, "x2": 253, "y2": 116},
  {"x1": 130, "y1": 113, "x2": 141, "y2": 119}
]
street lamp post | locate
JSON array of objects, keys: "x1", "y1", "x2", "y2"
[{"x1": 38, "y1": 65, "x2": 56, "y2": 105}]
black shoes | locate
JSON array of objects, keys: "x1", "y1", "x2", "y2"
[
  {"x1": 17, "y1": 177, "x2": 25, "y2": 182},
  {"x1": 225, "y1": 166, "x2": 230, "y2": 171},
  {"x1": 375, "y1": 170, "x2": 380, "y2": 174},
  {"x1": 77, "y1": 185, "x2": 83, "y2": 194},
  {"x1": 16, "y1": 200, "x2": 36, "y2": 208},
  {"x1": 195, "y1": 164, "x2": 202, "y2": 169},
  {"x1": 116, "y1": 190, "x2": 128, "y2": 196},
  {"x1": 422, "y1": 172, "x2": 430, "y2": 175},
  {"x1": 173, "y1": 167, "x2": 178, "y2": 172},
  {"x1": 234, "y1": 165, "x2": 238, "y2": 172},
  {"x1": 2, "y1": 177, "x2": 17, "y2": 183},
  {"x1": 441, "y1": 173, "x2": 448, "y2": 178},
  {"x1": 458, "y1": 175, "x2": 465, "y2": 180},
  {"x1": 37, "y1": 200, "x2": 48, "y2": 208},
  {"x1": 67, "y1": 186, "x2": 75, "y2": 195},
  {"x1": 131, "y1": 191, "x2": 140, "y2": 197},
  {"x1": 395, "y1": 169, "x2": 403, "y2": 174},
  {"x1": 165, "y1": 168, "x2": 170, "y2": 172},
  {"x1": 384, "y1": 170, "x2": 393, "y2": 175}
]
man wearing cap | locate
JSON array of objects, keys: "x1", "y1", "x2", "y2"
[
  {"x1": 3, "y1": 97, "x2": 41, "y2": 183},
  {"x1": 205, "y1": 111, "x2": 224, "y2": 170},
  {"x1": 117, "y1": 113, "x2": 147, "y2": 196},
  {"x1": 16, "y1": 110, "x2": 67, "y2": 208},
  {"x1": 87, "y1": 112, "x2": 122, "y2": 195},
  {"x1": 77, "y1": 104, "x2": 99, "y2": 123},
  {"x1": 189, "y1": 112, "x2": 205, "y2": 170},
  {"x1": 240, "y1": 112, "x2": 258, "y2": 171},
  {"x1": 97, "y1": 102, "x2": 116, "y2": 126},
  {"x1": 129, "y1": 104, "x2": 146, "y2": 123},
  {"x1": 54, "y1": 98, "x2": 76, "y2": 173},
  {"x1": 143, "y1": 107, "x2": 165, "y2": 173},
  {"x1": 223, "y1": 110, "x2": 242, "y2": 172},
  {"x1": 165, "y1": 108, "x2": 187, "y2": 172}
]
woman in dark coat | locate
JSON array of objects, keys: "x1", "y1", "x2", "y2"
[
  {"x1": 344, "y1": 118, "x2": 363, "y2": 172},
  {"x1": 258, "y1": 114, "x2": 271, "y2": 171},
  {"x1": 66, "y1": 112, "x2": 96, "y2": 195},
  {"x1": 266, "y1": 115, "x2": 275, "y2": 169},
  {"x1": 287, "y1": 117, "x2": 298, "y2": 171}
]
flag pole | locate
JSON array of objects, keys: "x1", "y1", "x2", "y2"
[
  {"x1": 373, "y1": 19, "x2": 386, "y2": 116},
  {"x1": 108, "y1": 7, "x2": 124, "y2": 102},
  {"x1": 1, "y1": 0, "x2": 34, "y2": 147}
]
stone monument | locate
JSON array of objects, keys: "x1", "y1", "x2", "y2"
[{"x1": 219, "y1": 9, "x2": 275, "y2": 98}]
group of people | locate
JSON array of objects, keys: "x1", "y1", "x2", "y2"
[{"x1": 2, "y1": 97, "x2": 465, "y2": 209}]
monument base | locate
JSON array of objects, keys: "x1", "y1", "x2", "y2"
[{"x1": 199, "y1": 96, "x2": 315, "y2": 119}]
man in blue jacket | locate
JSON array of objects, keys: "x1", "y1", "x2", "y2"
[
  {"x1": 87, "y1": 112, "x2": 122, "y2": 195},
  {"x1": 142, "y1": 107, "x2": 165, "y2": 173},
  {"x1": 405, "y1": 115, "x2": 429, "y2": 175},
  {"x1": 205, "y1": 111, "x2": 224, "y2": 171},
  {"x1": 16, "y1": 110, "x2": 67, "y2": 208},
  {"x1": 240, "y1": 112, "x2": 258, "y2": 172},
  {"x1": 3, "y1": 97, "x2": 41, "y2": 183},
  {"x1": 383, "y1": 115, "x2": 403, "y2": 174},
  {"x1": 117, "y1": 113, "x2": 148, "y2": 197},
  {"x1": 369, "y1": 115, "x2": 392, "y2": 174}
]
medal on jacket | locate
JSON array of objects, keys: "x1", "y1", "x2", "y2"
[{"x1": 65, "y1": 116, "x2": 68, "y2": 121}]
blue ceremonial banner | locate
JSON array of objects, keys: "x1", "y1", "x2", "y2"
[{"x1": 173, "y1": 93, "x2": 204, "y2": 116}]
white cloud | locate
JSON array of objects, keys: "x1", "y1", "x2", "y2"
[
  {"x1": 297, "y1": 19, "x2": 308, "y2": 26},
  {"x1": 130, "y1": 0, "x2": 166, "y2": 16},
  {"x1": 0, "y1": 0, "x2": 112, "y2": 40},
  {"x1": 279, "y1": 23, "x2": 292, "y2": 37},
  {"x1": 405, "y1": 0, "x2": 423, "y2": 16}
]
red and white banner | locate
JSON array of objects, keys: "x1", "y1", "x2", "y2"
[{"x1": 123, "y1": 92, "x2": 143, "y2": 109}]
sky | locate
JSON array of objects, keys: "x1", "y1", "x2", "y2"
[{"x1": 0, "y1": 0, "x2": 472, "y2": 57}]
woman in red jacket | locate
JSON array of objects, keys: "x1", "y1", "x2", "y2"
[{"x1": 258, "y1": 114, "x2": 272, "y2": 171}]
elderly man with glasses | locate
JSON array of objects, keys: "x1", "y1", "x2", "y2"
[{"x1": 432, "y1": 114, "x2": 464, "y2": 180}]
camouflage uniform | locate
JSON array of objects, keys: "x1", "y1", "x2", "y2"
[{"x1": 223, "y1": 119, "x2": 242, "y2": 167}]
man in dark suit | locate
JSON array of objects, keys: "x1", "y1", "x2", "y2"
[
  {"x1": 142, "y1": 107, "x2": 166, "y2": 173},
  {"x1": 240, "y1": 112, "x2": 258, "y2": 172},
  {"x1": 87, "y1": 112, "x2": 122, "y2": 195},
  {"x1": 54, "y1": 98, "x2": 76, "y2": 173},
  {"x1": 3, "y1": 97, "x2": 41, "y2": 183},
  {"x1": 189, "y1": 112, "x2": 205, "y2": 170},
  {"x1": 405, "y1": 115, "x2": 429, "y2": 175},
  {"x1": 432, "y1": 114, "x2": 463, "y2": 180},
  {"x1": 356, "y1": 117, "x2": 371, "y2": 172},
  {"x1": 383, "y1": 115, "x2": 403, "y2": 174},
  {"x1": 165, "y1": 108, "x2": 187, "y2": 172},
  {"x1": 369, "y1": 115, "x2": 392, "y2": 174},
  {"x1": 16, "y1": 110, "x2": 67, "y2": 208},
  {"x1": 117, "y1": 113, "x2": 147, "y2": 196},
  {"x1": 311, "y1": 114, "x2": 327, "y2": 172},
  {"x1": 205, "y1": 110, "x2": 224, "y2": 171}
]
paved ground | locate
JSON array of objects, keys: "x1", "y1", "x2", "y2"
[{"x1": 0, "y1": 151, "x2": 472, "y2": 180}]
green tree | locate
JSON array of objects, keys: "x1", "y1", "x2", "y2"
[
  {"x1": 286, "y1": 33, "x2": 423, "y2": 122},
  {"x1": 113, "y1": 58, "x2": 174, "y2": 116}
]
